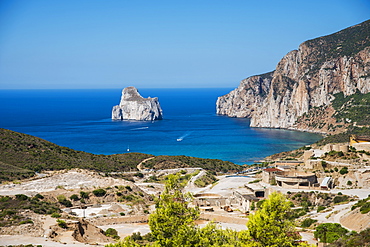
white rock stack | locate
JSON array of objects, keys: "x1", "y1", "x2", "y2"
[{"x1": 112, "y1": 87, "x2": 163, "y2": 121}]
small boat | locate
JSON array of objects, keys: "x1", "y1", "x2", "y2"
[
  {"x1": 177, "y1": 138, "x2": 183, "y2": 142},
  {"x1": 127, "y1": 145, "x2": 130, "y2": 152}
]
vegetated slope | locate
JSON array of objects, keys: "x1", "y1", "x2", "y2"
[
  {"x1": 316, "y1": 126, "x2": 370, "y2": 146},
  {"x1": 0, "y1": 128, "x2": 152, "y2": 181},
  {"x1": 295, "y1": 91, "x2": 370, "y2": 134},
  {"x1": 217, "y1": 19, "x2": 370, "y2": 132},
  {"x1": 0, "y1": 128, "x2": 242, "y2": 182},
  {"x1": 143, "y1": 155, "x2": 243, "y2": 174}
]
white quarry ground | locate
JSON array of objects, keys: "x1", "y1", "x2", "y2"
[{"x1": 0, "y1": 169, "x2": 127, "y2": 196}]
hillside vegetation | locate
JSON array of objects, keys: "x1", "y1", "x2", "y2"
[
  {"x1": 332, "y1": 91, "x2": 370, "y2": 126},
  {"x1": 0, "y1": 128, "x2": 242, "y2": 182},
  {"x1": 316, "y1": 126, "x2": 370, "y2": 146},
  {"x1": 304, "y1": 19, "x2": 370, "y2": 71},
  {"x1": 143, "y1": 155, "x2": 243, "y2": 174}
]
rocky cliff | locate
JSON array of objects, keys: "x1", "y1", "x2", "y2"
[
  {"x1": 217, "y1": 20, "x2": 370, "y2": 132},
  {"x1": 112, "y1": 87, "x2": 163, "y2": 121}
]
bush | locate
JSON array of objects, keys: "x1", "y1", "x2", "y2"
[
  {"x1": 57, "y1": 195, "x2": 72, "y2": 207},
  {"x1": 34, "y1": 194, "x2": 44, "y2": 199},
  {"x1": 134, "y1": 172, "x2": 144, "y2": 178},
  {"x1": 80, "y1": 191, "x2": 89, "y2": 199},
  {"x1": 70, "y1": 194, "x2": 79, "y2": 201},
  {"x1": 19, "y1": 219, "x2": 33, "y2": 225},
  {"x1": 51, "y1": 212, "x2": 61, "y2": 218},
  {"x1": 57, "y1": 219, "x2": 68, "y2": 229},
  {"x1": 301, "y1": 218, "x2": 318, "y2": 228},
  {"x1": 105, "y1": 227, "x2": 120, "y2": 240},
  {"x1": 92, "y1": 189, "x2": 106, "y2": 197},
  {"x1": 15, "y1": 194, "x2": 29, "y2": 201},
  {"x1": 339, "y1": 167, "x2": 349, "y2": 175},
  {"x1": 314, "y1": 223, "x2": 348, "y2": 243},
  {"x1": 105, "y1": 228, "x2": 118, "y2": 236},
  {"x1": 360, "y1": 202, "x2": 370, "y2": 214},
  {"x1": 334, "y1": 195, "x2": 349, "y2": 204},
  {"x1": 317, "y1": 206, "x2": 326, "y2": 212}
]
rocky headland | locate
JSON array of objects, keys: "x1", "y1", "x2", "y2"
[
  {"x1": 217, "y1": 20, "x2": 370, "y2": 134},
  {"x1": 112, "y1": 86, "x2": 163, "y2": 121}
]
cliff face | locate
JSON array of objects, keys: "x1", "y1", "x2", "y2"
[
  {"x1": 112, "y1": 87, "x2": 163, "y2": 121},
  {"x1": 217, "y1": 20, "x2": 370, "y2": 132}
]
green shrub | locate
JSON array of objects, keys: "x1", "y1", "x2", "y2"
[
  {"x1": 301, "y1": 218, "x2": 318, "y2": 228},
  {"x1": 34, "y1": 194, "x2": 44, "y2": 199},
  {"x1": 80, "y1": 191, "x2": 89, "y2": 199},
  {"x1": 92, "y1": 189, "x2": 106, "y2": 197},
  {"x1": 339, "y1": 167, "x2": 349, "y2": 175},
  {"x1": 334, "y1": 195, "x2": 349, "y2": 204},
  {"x1": 360, "y1": 202, "x2": 370, "y2": 214},
  {"x1": 57, "y1": 219, "x2": 68, "y2": 229},
  {"x1": 0, "y1": 195, "x2": 11, "y2": 202},
  {"x1": 19, "y1": 219, "x2": 33, "y2": 225},
  {"x1": 314, "y1": 223, "x2": 348, "y2": 243},
  {"x1": 57, "y1": 195, "x2": 72, "y2": 207},
  {"x1": 105, "y1": 227, "x2": 120, "y2": 240},
  {"x1": 70, "y1": 194, "x2": 79, "y2": 201},
  {"x1": 317, "y1": 206, "x2": 326, "y2": 212},
  {"x1": 51, "y1": 212, "x2": 61, "y2": 218},
  {"x1": 15, "y1": 194, "x2": 29, "y2": 201},
  {"x1": 134, "y1": 172, "x2": 144, "y2": 178}
]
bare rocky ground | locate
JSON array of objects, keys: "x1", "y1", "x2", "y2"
[
  {"x1": 1, "y1": 168, "x2": 369, "y2": 246},
  {"x1": 0, "y1": 169, "x2": 126, "y2": 196}
]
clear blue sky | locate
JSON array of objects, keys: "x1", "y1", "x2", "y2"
[{"x1": 0, "y1": 0, "x2": 369, "y2": 89}]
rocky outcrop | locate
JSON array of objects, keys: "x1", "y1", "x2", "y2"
[
  {"x1": 217, "y1": 20, "x2": 370, "y2": 131},
  {"x1": 112, "y1": 87, "x2": 163, "y2": 121}
]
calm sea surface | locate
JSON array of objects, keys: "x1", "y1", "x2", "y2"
[{"x1": 0, "y1": 88, "x2": 322, "y2": 165}]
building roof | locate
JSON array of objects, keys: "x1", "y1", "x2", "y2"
[
  {"x1": 275, "y1": 160, "x2": 304, "y2": 164},
  {"x1": 263, "y1": 168, "x2": 281, "y2": 173},
  {"x1": 242, "y1": 194, "x2": 259, "y2": 201},
  {"x1": 321, "y1": 177, "x2": 332, "y2": 187}
]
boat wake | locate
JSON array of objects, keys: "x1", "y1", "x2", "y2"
[
  {"x1": 131, "y1": 126, "x2": 149, "y2": 131},
  {"x1": 177, "y1": 131, "x2": 192, "y2": 142}
]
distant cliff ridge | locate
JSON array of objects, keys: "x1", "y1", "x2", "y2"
[
  {"x1": 217, "y1": 20, "x2": 370, "y2": 132},
  {"x1": 112, "y1": 87, "x2": 163, "y2": 121}
]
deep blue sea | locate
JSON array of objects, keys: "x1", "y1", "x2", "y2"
[{"x1": 0, "y1": 88, "x2": 322, "y2": 165}]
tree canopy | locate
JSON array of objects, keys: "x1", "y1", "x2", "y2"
[
  {"x1": 106, "y1": 179, "x2": 310, "y2": 247},
  {"x1": 239, "y1": 192, "x2": 302, "y2": 247}
]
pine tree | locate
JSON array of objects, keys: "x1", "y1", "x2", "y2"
[{"x1": 239, "y1": 192, "x2": 301, "y2": 247}]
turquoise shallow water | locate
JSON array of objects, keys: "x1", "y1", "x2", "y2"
[{"x1": 0, "y1": 88, "x2": 322, "y2": 165}]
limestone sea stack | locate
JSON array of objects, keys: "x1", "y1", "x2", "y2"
[{"x1": 112, "y1": 87, "x2": 163, "y2": 121}]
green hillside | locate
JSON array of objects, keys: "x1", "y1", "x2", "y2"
[
  {"x1": 332, "y1": 91, "x2": 370, "y2": 125},
  {"x1": 0, "y1": 128, "x2": 242, "y2": 182},
  {"x1": 304, "y1": 19, "x2": 370, "y2": 71}
]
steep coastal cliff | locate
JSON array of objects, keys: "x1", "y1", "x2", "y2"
[
  {"x1": 112, "y1": 87, "x2": 163, "y2": 121},
  {"x1": 217, "y1": 20, "x2": 370, "y2": 133}
]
